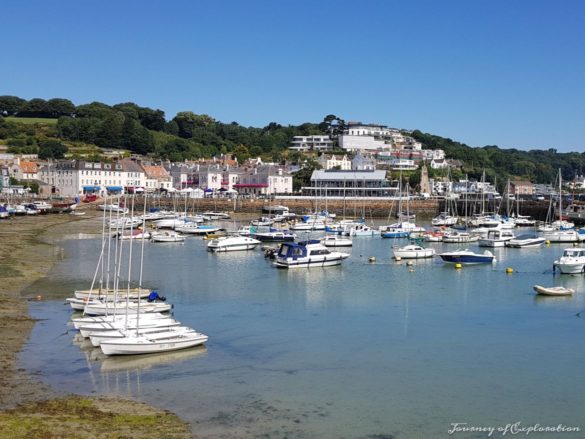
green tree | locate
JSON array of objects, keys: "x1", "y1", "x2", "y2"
[
  {"x1": 18, "y1": 98, "x2": 49, "y2": 117},
  {"x1": 46, "y1": 98, "x2": 76, "y2": 117},
  {"x1": 38, "y1": 139, "x2": 68, "y2": 159},
  {"x1": 232, "y1": 144, "x2": 250, "y2": 163},
  {"x1": 0, "y1": 96, "x2": 27, "y2": 115}
]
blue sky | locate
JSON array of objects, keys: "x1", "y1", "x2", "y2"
[{"x1": 3, "y1": 0, "x2": 584, "y2": 152}]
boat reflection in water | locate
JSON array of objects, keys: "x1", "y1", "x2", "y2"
[{"x1": 100, "y1": 346, "x2": 208, "y2": 373}]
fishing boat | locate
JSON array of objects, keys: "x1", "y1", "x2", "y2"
[
  {"x1": 99, "y1": 331, "x2": 209, "y2": 356},
  {"x1": 273, "y1": 240, "x2": 350, "y2": 268},
  {"x1": 505, "y1": 234, "x2": 545, "y2": 248},
  {"x1": 553, "y1": 247, "x2": 585, "y2": 274},
  {"x1": 150, "y1": 230, "x2": 186, "y2": 243},
  {"x1": 533, "y1": 285, "x2": 574, "y2": 296},
  {"x1": 207, "y1": 236, "x2": 261, "y2": 252},
  {"x1": 439, "y1": 249, "x2": 495, "y2": 264},
  {"x1": 393, "y1": 244, "x2": 435, "y2": 259},
  {"x1": 321, "y1": 235, "x2": 353, "y2": 247}
]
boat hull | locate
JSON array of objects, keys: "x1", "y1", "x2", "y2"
[
  {"x1": 533, "y1": 285, "x2": 574, "y2": 296},
  {"x1": 100, "y1": 333, "x2": 208, "y2": 355},
  {"x1": 274, "y1": 254, "x2": 349, "y2": 269}
]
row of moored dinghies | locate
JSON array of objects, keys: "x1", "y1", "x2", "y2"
[{"x1": 67, "y1": 196, "x2": 209, "y2": 356}]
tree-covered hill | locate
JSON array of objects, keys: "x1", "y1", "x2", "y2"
[
  {"x1": 410, "y1": 130, "x2": 585, "y2": 185},
  {"x1": 1, "y1": 95, "x2": 584, "y2": 187}
]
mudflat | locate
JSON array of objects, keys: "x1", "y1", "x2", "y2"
[{"x1": 0, "y1": 209, "x2": 194, "y2": 438}]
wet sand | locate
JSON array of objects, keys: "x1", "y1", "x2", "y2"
[{"x1": 0, "y1": 208, "x2": 193, "y2": 438}]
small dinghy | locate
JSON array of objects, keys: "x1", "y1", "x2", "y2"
[{"x1": 533, "y1": 285, "x2": 574, "y2": 296}]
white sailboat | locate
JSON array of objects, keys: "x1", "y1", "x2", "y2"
[{"x1": 97, "y1": 194, "x2": 208, "y2": 356}]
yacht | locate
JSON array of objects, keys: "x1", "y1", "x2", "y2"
[
  {"x1": 207, "y1": 236, "x2": 261, "y2": 252},
  {"x1": 505, "y1": 233, "x2": 545, "y2": 248},
  {"x1": 274, "y1": 240, "x2": 350, "y2": 268},
  {"x1": 478, "y1": 229, "x2": 515, "y2": 247},
  {"x1": 393, "y1": 244, "x2": 435, "y2": 259},
  {"x1": 553, "y1": 247, "x2": 585, "y2": 274},
  {"x1": 321, "y1": 235, "x2": 353, "y2": 247},
  {"x1": 439, "y1": 249, "x2": 495, "y2": 264}
]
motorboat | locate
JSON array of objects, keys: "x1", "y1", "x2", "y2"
[
  {"x1": 541, "y1": 229, "x2": 582, "y2": 243},
  {"x1": 439, "y1": 249, "x2": 495, "y2": 264},
  {"x1": 321, "y1": 235, "x2": 353, "y2": 247},
  {"x1": 253, "y1": 230, "x2": 296, "y2": 242},
  {"x1": 150, "y1": 230, "x2": 186, "y2": 243},
  {"x1": 344, "y1": 224, "x2": 380, "y2": 237},
  {"x1": 478, "y1": 229, "x2": 515, "y2": 247},
  {"x1": 207, "y1": 236, "x2": 261, "y2": 252},
  {"x1": 273, "y1": 240, "x2": 350, "y2": 268},
  {"x1": 99, "y1": 330, "x2": 209, "y2": 356},
  {"x1": 393, "y1": 244, "x2": 435, "y2": 259},
  {"x1": 505, "y1": 234, "x2": 545, "y2": 248},
  {"x1": 553, "y1": 247, "x2": 585, "y2": 274},
  {"x1": 175, "y1": 224, "x2": 222, "y2": 235},
  {"x1": 380, "y1": 222, "x2": 422, "y2": 238},
  {"x1": 533, "y1": 285, "x2": 574, "y2": 296},
  {"x1": 441, "y1": 230, "x2": 479, "y2": 243}
]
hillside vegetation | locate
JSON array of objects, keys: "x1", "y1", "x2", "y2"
[{"x1": 1, "y1": 95, "x2": 584, "y2": 187}]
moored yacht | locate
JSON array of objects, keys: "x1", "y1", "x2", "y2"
[
  {"x1": 553, "y1": 247, "x2": 585, "y2": 274},
  {"x1": 207, "y1": 236, "x2": 261, "y2": 252},
  {"x1": 274, "y1": 240, "x2": 350, "y2": 268}
]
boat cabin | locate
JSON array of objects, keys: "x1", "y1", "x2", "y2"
[
  {"x1": 277, "y1": 240, "x2": 331, "y2": 259},
  {"x1": 561, "y1": 248, "x2": 585, "y2": 258}
]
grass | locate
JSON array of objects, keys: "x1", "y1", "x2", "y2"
[{"x1": 5, "y1": 117, "x2": 58, "y2": 125}]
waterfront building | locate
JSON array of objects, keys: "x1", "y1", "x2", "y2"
[
  {"x1": 234, "y1": 166, "x2": 292, "y2": 197},
  {"x1": 302, "y1": 169, "x2": 398, "y2": 198},
  {"x1": 510, "y1": 180, "x2": 535, "y2": 197},
  {"x1": 142, "y1": 164, "x2": 172, "y2": 192}
]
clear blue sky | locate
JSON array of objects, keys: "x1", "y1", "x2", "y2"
[{"x1": 4, "y1": 0, "x2": 584, "y2": 152}]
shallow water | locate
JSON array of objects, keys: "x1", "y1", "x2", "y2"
[{"x1": 21, "y1": 227, "x2": 585, "y2": 438}]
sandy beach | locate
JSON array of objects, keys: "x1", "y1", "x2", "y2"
[{"x1": 0, "y1": 208, "x2": 194, "y2": 438}]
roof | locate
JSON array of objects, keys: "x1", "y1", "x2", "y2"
[
  {"x1": 20, "y1": 161, "x2": 38, "y2": 174},
  {"x1": 119, "y1": 158, "x2": 144, "y2": 173},
  {"x1": 311, "y1": 170, "x2": 387, "y2": 181},
  {"x1": 142, "y1": 165, "x2": 170, "y2": 179}
]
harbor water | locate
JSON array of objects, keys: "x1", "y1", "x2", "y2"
[{"x1": 20, "y1": 227, "x2": 585, "y2": 438}]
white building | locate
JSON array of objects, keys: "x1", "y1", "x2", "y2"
[
  {"x1": 42, "y1": 159, "x2": 147, "y2": 197},
  {"x1": 233, "y1": 167, "x2": 292, "y2": 197},
  {"x1": 318, "y1": 154, "x2": 351, "y2": 170},
  {"x1": 290, "y1": 135, "x2": 334, "y2": 151},
  {"x1": 141, "y1": 164, "x2": 172, "y2": 192},
  {"x1": 303, "y1": 169, "x2": 397, "y2": 198}
]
